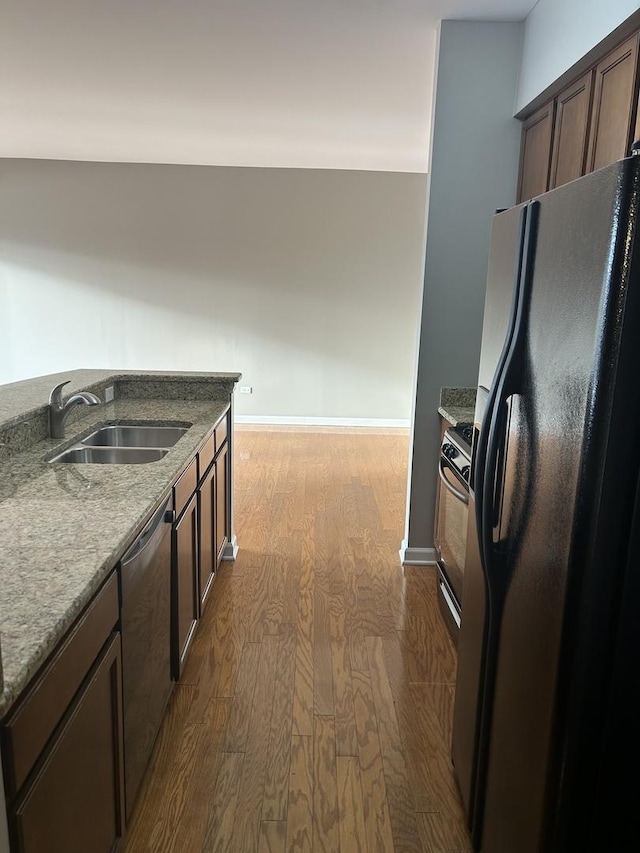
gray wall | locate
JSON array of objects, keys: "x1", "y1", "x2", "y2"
[
  {"x1": 404, "y1": 20, "x2": 523, "y2": 555},
  {"x1": 0, "y1": 161, "x2": 427, "y2": 422},
  {"x1": 517, "y1": 0, "x2": 638, "y2": 111}
]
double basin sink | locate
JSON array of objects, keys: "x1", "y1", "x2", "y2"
[{"x1": 49, "y1": 425, "x2": 189, "y2": 464}]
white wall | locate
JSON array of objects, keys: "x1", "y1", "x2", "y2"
[
  {"x1": 517, "y1": 0, "x2": 639, "y2": 111},
  {"x1": 0, "y1": 0, "x2": 439, "y2": 172},
  {"x1": 0, "y1": 0, "x2": 537, "y2": 172},
  {"x1": 403, "y1": 20, "x2": 523, "y2": 556},
  {"x1": 0, "y1": 160, "x2": 427, "y2": 422}
]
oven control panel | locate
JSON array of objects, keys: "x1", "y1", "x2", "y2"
[{"x1": 441, "y1": 428, "x2": 472, "y2": 483}]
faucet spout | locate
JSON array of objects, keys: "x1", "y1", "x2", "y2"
[{"x1": 49, "y1": 381, "x2": 101, "y2": 439}]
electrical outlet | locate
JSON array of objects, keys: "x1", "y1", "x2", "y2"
[{"x1": 239, "y1": 386, "x2": 253, "y2": 394}]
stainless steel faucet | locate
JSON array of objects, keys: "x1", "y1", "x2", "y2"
[{"x1": 49, "y1": 381, "x2": 101, "y2": 439}]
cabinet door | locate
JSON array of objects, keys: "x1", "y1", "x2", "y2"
[
  {"x1": 517, "y1": 102, "x2": 554, "y2": 203},
  {"x1": 12, "y1": 633, "x2": 125, "y2": 853},
  {"x1": 215, "y1": 443, "x2": 229, "y2": 566},
  {"x1": 172, "y1": 494, "x2": 199, "y2": 679},
  {"x1": 587, "y1": 33, "x2": 640, "y2": 173},
  {"x1": 198, "y1": 461, "x2": 216, "y2": 608},
  {"x1": 549, "y1": 71, "x2": 594, "y2": 189},
  {"x1": 3, "y1": 573, "x2": 119, "y2": 799}
]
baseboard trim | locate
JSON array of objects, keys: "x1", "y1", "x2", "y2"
[
  {"x1": 399, "y1": 540, "x2": 437, "y2": 566},
  {"x1": 221, "y1": 535, "x2": 239, "y2": 561},
  {"x1": 234, "y1": 415, "x2": 410, "y2": 428}
]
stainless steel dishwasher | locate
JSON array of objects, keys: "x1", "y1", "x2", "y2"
[{"x1": 120, "y1": 493, "x2": 174, "y2": 820}]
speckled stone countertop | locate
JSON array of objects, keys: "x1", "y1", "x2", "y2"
[
  {"x1": 0, "y1": 370, "x2": 240, "y2": 718},
  {"x1": 438, "y1": 387, "x2": 476, "y2": 426}
]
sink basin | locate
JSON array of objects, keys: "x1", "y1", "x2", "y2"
[
  {"x1": 80, "y1": 425, "x2": 188, "y2": 448},
  {"x1": 48, "y1": 422, "x2": 190, "y2": 464},
  {"x1": 50, "y1": 447, "x2": 168, "y2": 465}
]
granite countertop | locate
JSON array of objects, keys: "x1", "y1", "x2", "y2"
[
  {"x1": 0, "y1": 370, "x2": 240, "y2": 718},
  {"x1": 438, "y1": 387, "x2": 476, "y2": 426}
]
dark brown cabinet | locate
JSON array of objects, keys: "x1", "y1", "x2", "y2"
[
  {"x1": 11, "y1": 634, "x2": 125, "y2": 853},
  {"x1": 550, "y1": 72, "x2": 594, "y2": 189},
  {"x1": 518, "y1": 26, "x2": 640, "y2": 202},
  {"x1": 2, "y1": 573, "x2": 124, "y2": 853},
  {"x1": 517, "y1": 103, "x2": 554, "y2": 203},
  {"x1": 171, "y1": 409, "x2": 231, "y2": 674},
  {"x1": 198, "y1": 459, "x2": 217, "y2": 607},
  {"x1": 172, "y1": 492, "x2": 199, "y2": 679},
  {"x1": 197, "y1": 421, "x2": 230, "y2": 611},
  {"x1": 215, "y1": 442, "x2": 229, "y2": 564},
  {"x1": 587, "y1": 33, "x2": 640, "y2": 173}
]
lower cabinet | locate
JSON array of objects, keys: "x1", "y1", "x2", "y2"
[
  {"x1": 172, "y1": 492, "x2": 199, "y2": 679},
  {"x1": 1, "y1": 572, "x2": 125, "y2": 853},
  {"x1": 197, "y1": 427, "x2": 230, "y2": 613},
  {"x1": 215, "y1": 441, "x2": 229, "y2": 564},
  {"x1": 172, "y1": 411, "x2": 231, "y2": 676},
  {"x1": 198, "y1": 460, "x2": 217, "y2": 607},
  {"x1": 12, "y1": 635, "x2": 124, "y2": 853}
]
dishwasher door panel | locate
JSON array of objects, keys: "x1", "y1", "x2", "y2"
[{"x1": 120, "y1": 496, "x2": 173, "y2": 820}]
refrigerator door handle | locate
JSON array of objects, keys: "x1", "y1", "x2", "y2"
[
  {"x1": 474, "y1": 206, "x2": 529, "y2": 567},
  {"x1": 481, "y1": 201, "x2": 539, "y2": 567},
  {"x1": 490, "y1": 400, "x2": 509, "y2": 529}
]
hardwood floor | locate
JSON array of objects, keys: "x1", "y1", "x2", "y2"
[{"x1": 124, "y1": 429, "x2": 472, "y2": 852}]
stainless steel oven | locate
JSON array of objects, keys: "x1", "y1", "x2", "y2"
[{"x1": 434, "y1": 424, "x2": 472, "y2": 642}]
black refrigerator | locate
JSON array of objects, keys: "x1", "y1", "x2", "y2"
[{"x1": 451, "y1": 153, "x2": 640, "y2": 852}]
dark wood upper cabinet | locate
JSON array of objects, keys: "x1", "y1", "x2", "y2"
[
  {"x1": 587, "y1": 33, "x2": 640, "y2": 172},
  {"x1": 517, "y1": 103, "x2": 554, "y2": 203},
  {"x1": 518, "y1": 20, "x2": 640, "y2": 200},
  {"x1": 549, "y1": 71, "x2": 594, "y2": 190}
]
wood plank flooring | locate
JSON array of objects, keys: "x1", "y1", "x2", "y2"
[{"x1": 124, "y1": 428, "x2": 472, "y2": 852}]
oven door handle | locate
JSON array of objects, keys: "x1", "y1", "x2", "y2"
[{"x1": 438, "y1": 458, "x2": 469, "y2": 505}]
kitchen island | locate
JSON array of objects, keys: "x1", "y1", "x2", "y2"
[
  {"x1": 0, "y1": 369, "x2": 240, "y2": 853},
  {"x1": 0, "y1": 369, "x2": 240, "y2": 715}
]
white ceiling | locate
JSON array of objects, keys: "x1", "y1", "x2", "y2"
[{"x1": 0, "y1": 0, "x2": 537, "y2": 172}]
